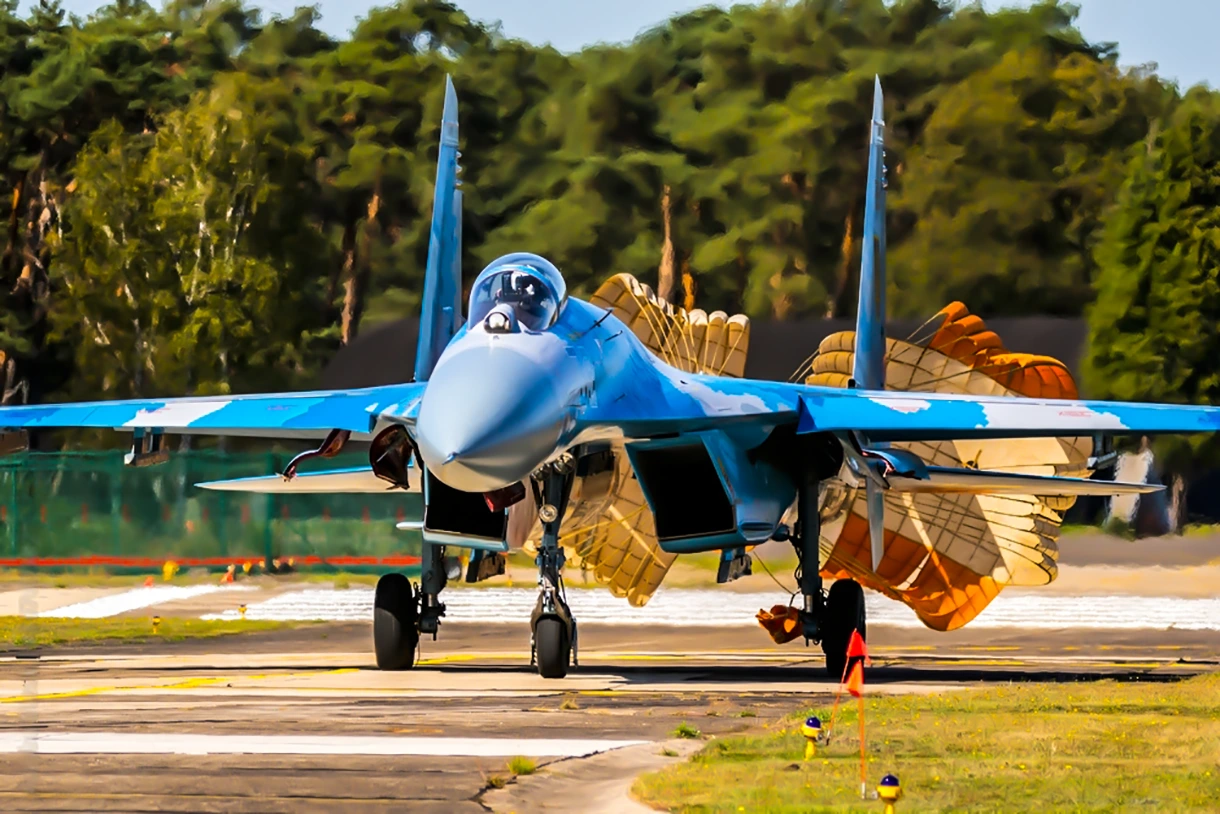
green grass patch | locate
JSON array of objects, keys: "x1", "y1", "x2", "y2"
[
  {"x1": 507, "y1": 756, "x2": 537, "y2": 776},
  {"x1": 635, "y1": 675, "x2": 1220, "y2": 812},
  {"x1": 295, "y1": 571, "x2": 382, "y2": 586},
  {"x1": 673, "y1": 722, "x2": 702, "y2": 739},
  {"x1": 0, "y1": 568, "x2": 218, "y2": 588},
  {"x1": 0, "y1": 616, "x2": 307, "y2": 648}
]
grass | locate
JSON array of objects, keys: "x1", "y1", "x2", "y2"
[
  {"x1": 0, "y1": 616, "x2": 306, "y2": 648},
  {"x1": 507, "y1": 756, "x2": 537, "y2": 776},
  {"x1": 0, "y1": 568, "x2": 216, "y2": 588},
  {"x1": 296, "y1": 571, "x2": 381, "y2": 586},
  {"x1": 635, "y1": 675, "x2": 1220, "y2": 813},
  {"x1": 673, "y1": 722, "x2": 702, "y2": 739}
]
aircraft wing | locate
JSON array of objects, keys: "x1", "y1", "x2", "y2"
[
  {"x1": 794, "y1": 386, "x2": 1220, "y2": 440},
  {"x1": 583, "y1": 375, "x2": 1220, "y2": 442},
  {"x1": 0, "y1": 383, "x2": 425, "y2": 440}
]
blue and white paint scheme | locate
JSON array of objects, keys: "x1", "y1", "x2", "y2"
[
  {"x1": 0, "y1": 76, "x2": 1215, "y2": 507},
  {"x1": 0, "y1": 77, "x2": 1214, "y2": 677}
]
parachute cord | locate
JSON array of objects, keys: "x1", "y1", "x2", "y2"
[{"x1": 752, "y1": 548, "x2": 798, "y2": 600}]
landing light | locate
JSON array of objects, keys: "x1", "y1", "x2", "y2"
[{"x1": 485, "y1": 311, "x2": 511, "y2": 333}]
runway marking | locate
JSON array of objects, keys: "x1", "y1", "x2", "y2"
[
  {"x1": 202, "y1": 588, "x2": 1220, "y2": 631},
  {"x1": 0, "y1": 668, "x2": 354, "y2": 703},
  {"x1": 0, "y1": 731, "x2": 646, "y2": 757},
  {"x1": 0, "y1": 793, "x2": 404, "y2": 807},
  {"x1": 39, "y1": 584, "x2": 253, "y2": 619}
]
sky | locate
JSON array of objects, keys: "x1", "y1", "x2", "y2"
[{"x1": 20, "y1": 0, "x2": 1219, "y2": 89}]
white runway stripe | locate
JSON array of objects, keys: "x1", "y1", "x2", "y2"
[
  {"x1": 202, "y1": 587, "x2": 1220, "y2": 630},
  {"x1": 0, "y1": 732, "x2": 644, "y2": 758},
  {"x1": 43, "y1": 584, "x2": 253, "y2": 619}
]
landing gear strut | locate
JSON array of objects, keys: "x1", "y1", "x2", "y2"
[
  {"x1": 529, "y1": 465, "x2": 577, "y2": 679},
  {"x1": 792, "y1": 477, "x2": 866, "y2": 678},
  {"x1": 418, "y1": 540, "x2": 448, "y2": 637}
]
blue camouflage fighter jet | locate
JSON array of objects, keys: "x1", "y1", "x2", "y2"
[{"x1": 3, "y1": 78, "x2": 1217, "y2": 678}]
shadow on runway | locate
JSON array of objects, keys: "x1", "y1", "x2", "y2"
[{"x1": 404, "y1": 662, "x2": 1203, "y2": 684}]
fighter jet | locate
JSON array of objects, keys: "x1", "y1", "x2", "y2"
[{"x1": 3, "y1": 77, "x2": 1216, "y2": 678}]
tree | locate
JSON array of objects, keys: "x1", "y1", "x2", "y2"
[
  {"x1": 888, "y1": 2, "x2": 1171, "y2": 318},
  {"x1": 1084, "y1": 88, "x2": 1220, "y2": 510},
  {"x1": 51, "y1": 76, "x2": 330, "y2": 401}
]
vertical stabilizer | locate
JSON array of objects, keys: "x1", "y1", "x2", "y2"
[
  {"x1": 414, "y1": 76, "x2": 464, "y2": 382},
  {"x1": 855, "y1": 77, "x2": 889, "y2": 572},
  {"x1": 852, "y1": 76, "x2": 887, "y2": 393}
]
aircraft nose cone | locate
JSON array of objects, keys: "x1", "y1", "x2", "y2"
[{"x1": 415, "y1": 342, "x2": 568, "y2": 492}]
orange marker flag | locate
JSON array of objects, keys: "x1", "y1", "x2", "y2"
[
  {"x1": 846, "y1": 629, "x2": 871, "y2": 667},
  {"x1": 828, "y1": 630, "x2": 870, "y2": 743},
  {"x1": 845, "y1": 660, "x2": 865, "y2": 698}
]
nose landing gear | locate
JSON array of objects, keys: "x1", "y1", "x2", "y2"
[
  {"x1": 529, "y1": 463, "x2": 577, "y2": 679},
  {"x1": 373, "y1": 526, "x2": 447, "y2": 671},
  {"x1": 373, "y1": 573, "x2": 419, "y2": 670}
]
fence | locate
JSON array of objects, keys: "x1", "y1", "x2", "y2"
[{"x1": 0, "y1": 451, "x2": 422, "y2": 572}]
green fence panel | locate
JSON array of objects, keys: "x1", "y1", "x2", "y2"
[{"x1": 0, "y1": 451, "x2": 423, "y2": 569}]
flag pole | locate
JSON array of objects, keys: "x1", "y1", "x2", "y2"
[
  {"x1": 858, "y1": 692, "x2": 867, "y2": 799},
  {"x1": 826, "y1": 657, "x2": 850, "y2": 742}
]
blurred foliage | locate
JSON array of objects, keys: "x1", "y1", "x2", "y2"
[
  {"x1": 1084, "y1": 88, "x2": 1220, "y2": 474},
  {"x1": 0, "y1": 0, "x2": 1215, "y2": 445}
]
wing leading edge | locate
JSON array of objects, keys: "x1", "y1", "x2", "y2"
[
  {"x1": 0, "y1": 383, "x2": 425, "y2": 440},
  {"x1": 795, "y1": 386, "x2": 1220, "y2": 440}
]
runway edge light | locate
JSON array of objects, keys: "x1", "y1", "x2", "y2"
[
  {"x1": 801, "y1": 715, "x2": 822, "y2": 760},
  {"x1": 878, "y1": 773, "x2": 901, "y2": 813}
]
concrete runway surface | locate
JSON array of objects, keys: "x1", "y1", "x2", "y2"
[{"x1": 1, "y1": 621, "x2": 1216, "y2": 813}]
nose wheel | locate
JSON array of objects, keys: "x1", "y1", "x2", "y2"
[
  {"x1": 530, "y1": 571, "x2": 577, "y2": 679},
  {"x1": 529, "y1": 463, "x2": 577, "y2": 678},
  {"x1": 373, "y1": 573, "x2": 420, "y2": 670}
]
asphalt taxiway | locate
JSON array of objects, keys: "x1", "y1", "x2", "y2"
[{"x1": 1, "y1": 622, "x2": 1216, "y2": 813}]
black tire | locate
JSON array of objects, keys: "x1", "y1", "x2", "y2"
[
  {"x1": 821, "y1": 579, "x2": 866, "y2": 679},
  {"x1": 374, "y1": 573, "x2": 419, "y2": 670},
  {"x1": 534, "y1": 617, "x2": 570, "y2": 679}
]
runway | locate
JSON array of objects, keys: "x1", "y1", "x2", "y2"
[{"x1": 1, "y1": 621, "x2": 1215, "y2": 812}]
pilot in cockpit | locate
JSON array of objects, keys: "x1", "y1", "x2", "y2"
[{"x1": 468, "y1": 254, "x2": 567, "y2": 332}]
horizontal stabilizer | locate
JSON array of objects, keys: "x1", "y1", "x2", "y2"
[
  {"x1": 197, "y1": 467, "x2": 418, "y2": 494},
  {"x1": 889, "y1": 467, "x2": 1160, "y2": 496}
]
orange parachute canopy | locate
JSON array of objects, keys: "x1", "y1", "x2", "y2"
[{"x1": 807, "y1": 303, "x2": 1089, "y2": 631}]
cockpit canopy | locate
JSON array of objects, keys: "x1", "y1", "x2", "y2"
[{"x1": 468, "y1": 253, "x2": 567, "y2": 332}]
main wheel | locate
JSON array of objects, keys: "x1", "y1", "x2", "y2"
[
  {"x1": 374, "y1": 572, "x2": 419, "y2": 670},
  {"x1": 821, "y1": 578, "x2": 866, "y2": 679},
  {"x1": 534, "y1": 617, "x2": 571, "y2": 679}
]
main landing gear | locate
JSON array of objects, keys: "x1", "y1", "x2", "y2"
[
  {"x1": 529, "y1": 464, "x2": 577, "y2": 679},
  {"x1": 792, "y1": 477, "x2": 867, "y2": 678}
]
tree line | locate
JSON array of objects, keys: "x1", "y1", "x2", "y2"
[{"x1": 1, "y1": 0, "x2": 1217, "y2": 456}]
